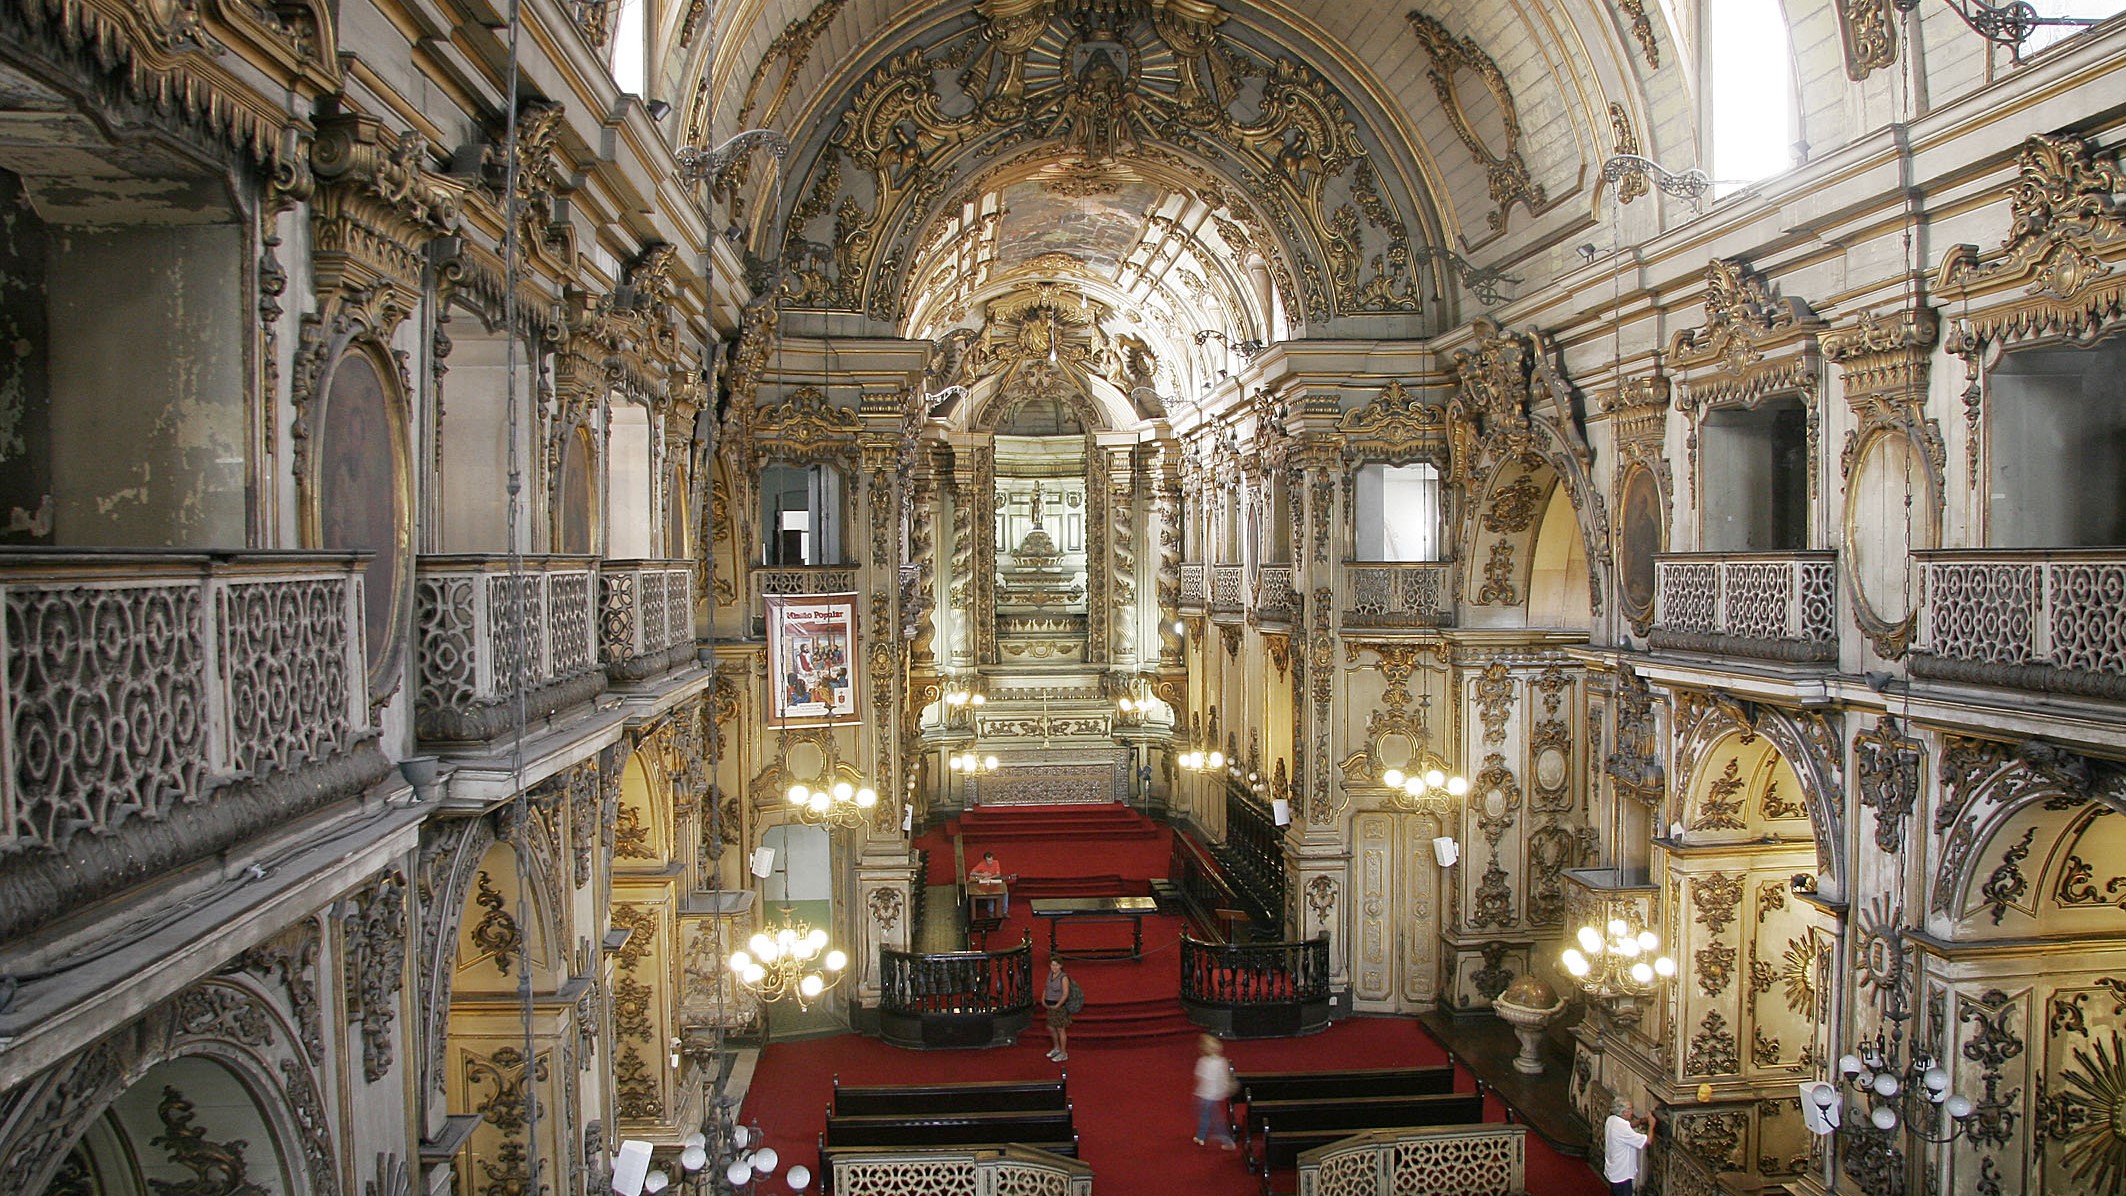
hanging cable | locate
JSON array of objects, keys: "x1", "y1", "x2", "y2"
[{"x1": 495, "y1": 0, "x2": 542, "y2": 1183}]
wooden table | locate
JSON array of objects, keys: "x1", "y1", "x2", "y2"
[
  {"x1": 1029, "y1": 896, "x2": 1159, "y2": 960},
  {"x1": 968, "y1": 879, "x2": 1009, "y2": 921}
]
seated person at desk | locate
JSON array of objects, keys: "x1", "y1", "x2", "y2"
[{"x1": 968, "y1": 851, "x2": 1015, "y2": 916}]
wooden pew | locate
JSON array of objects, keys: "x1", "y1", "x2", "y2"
[
  {"x1": 831, "y1": 1077, "x2": 1068, "y2": 1117},
  {"x1": 824, "y1": 1108, "x2": 1077, "y2": 1150},
  {"x1": 1248, "y1": 1092, "x2": 1486, "y2": 1174},
  {"x1": 1232, "y1": 1065, "x2": 1455, "y2": 1152},
  {"x1": 1236, "y1": 1064, "x2": 1456, "y2": 1105}
]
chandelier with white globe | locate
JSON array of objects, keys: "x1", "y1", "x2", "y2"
[
  {"x1": 1560, "y1": 917, "x2": 1676, "y2": 996},
  {"x1": 728, "y1": 908, "x2": 848, "y2": 1008}
]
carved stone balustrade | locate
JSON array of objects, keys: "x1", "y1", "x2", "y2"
[
  {"x1": 414, "y1": 554, "x2": 605, "y2": 743},
  {"x1": 0, "y1": 550, "x2": 391, "y2": 941},
  {"x1": 1341, "y1": 562, "x2": 1451, "y2": 627},
  {"x1": 748, "y1": 564, "x2": 861, "y2": 634},
  {"x1": 1180, "y1": 561, "x2": 1207, "y2": 610},
  {"x1": 1911, "y1": 549, "x2": 2126, "y2": 700},
  {"x1": 1650, "y1": 552, "x2": 1838, "y2": 663},
  {"x1": 1294, "y1": 1124, "x2": 1527, "y2": 1196},
  {"x1": 1210, "y1": 563, "x2": 1244, "y2": 613},
  {"x1": 1256, "y1": 564, "x2": 1296, "y2": 621},
  {"x1": 599, "y1": 558, "x2": 695, "y2": 682}
]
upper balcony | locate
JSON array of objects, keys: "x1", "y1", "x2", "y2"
[
  {"x1": 1911, "y1": 549, "x2": 2126, "y2": 701},
  {"x1": 1342, "y1": 562, "x2": 1451, "y2": 628},
  {"x1": 1255, "y1": 565, "x2": 1296, "y2": 623},
  {"x1": 600, "y1": 559, "x2": 696, "y2": 682},
  {"x1": 1210, "y1": 564, "x2": 1244, "y2": 614},
  {"x1": 0, "y1": 550, "x2": 390, "y2": 941},
  {"x1": 414, "y1": 555, "x2": 606, "y2": 743},
  {"x1": 1180, "y1": 562, "x2": 1207, "y2": 611},
  {"x1": 1650, "y1": 552, "x2": 1838, "y2": 664}
]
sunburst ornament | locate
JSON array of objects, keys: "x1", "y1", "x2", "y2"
[
  {"x1": 1780, "y1": 936, "x2": 1819, "y2": 1017},
  {"x1": 2058, "y1": 1030, "x2": 2126, "y2": 1194}
]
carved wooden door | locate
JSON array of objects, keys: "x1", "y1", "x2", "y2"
[{"x1": 1351, "y1": 811, "x2": 1443, "y2": 1012}]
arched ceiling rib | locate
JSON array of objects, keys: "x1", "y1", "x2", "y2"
[{"x1": 702, "y1": 0, "x2": 1689, "y2": 285}]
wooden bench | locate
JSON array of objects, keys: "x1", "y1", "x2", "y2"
[
  {"x1": 824, "y1": 1108, "x2": 1077, "y2": 1150},
  {"x1": 1249, "y1": 1092, "x2": 1486, "y2": 1173},
  {"x1": 1232, "y1": 1066, "x2": 1455, "y2": 1152},
  {"x1": 831, "y1": 1077, "x2": 1067, "y2": 1117}
]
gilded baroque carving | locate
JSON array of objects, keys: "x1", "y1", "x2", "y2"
[
  {"x1": 1856, "y1": 718, "x2": 1924, "y2": 855},
  {"x1": 345, "y1": 871, "x2": 408, "y2": 1083},
  {"x1": 1688, "y1": 1009, "x2": 1741, "y2": 1076},
  {"x1": 1613, "y1": 1, "x2": 1660, "y2": 69},
  {"x1": 1691, "y1": 871, "x2": 1745, "y2": 935},
  {"x1": 148, "y1": 1086, "x2": 271, "y2": 1195},
  {"x1": 869, "y1": 887, "x2": 905, "y2": 932},
  {"x1": 1305, "y1": 874, "x2": 1337, "y2": 920},
  {"x1": 1825, "y1": 308, "x2": 1943, "y2": 656},
  {"x1": 1669, "y1": 258, "x2": 1823, "y2": 496},
  {"x1": 1607, "y1": 102, "x2": 1649, "y2": 204},
  {"x1": 1835, "y1": 0, "x2": 1899, "y2": 80},
  {"x1": 1469, "y1": 860, "x2": 1516, "y2": 928},
  {"x1": 1406, "y1": 11, "x2": 1546, "y2": 232},
  {"x1": 1692, "y1": 757, "x2": 1749, "y2": 832},
  {"x1": 1695, "y1": 940, "x2": 1736, "y2": 997},
  {"x1": 1938, "y1": 133, "x2": 2126, "y2": 485},
  {"x1": 469, "y1": 870, "x2": 522, "y2": 973}
]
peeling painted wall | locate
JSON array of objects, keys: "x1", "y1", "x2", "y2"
[
  {"x1": 47, "y1": 223, "x2": 246, "y2": 548},
  {"x1": 0, "y1": 169, "x2": 52, "y2": 545}
]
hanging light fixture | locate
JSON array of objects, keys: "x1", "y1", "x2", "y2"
[
  {"x1": 947, "y1": 751, "x2": 999, "y2": 774},
  {"x1": 1560, "y1": 913, "x2": 1676, "y2": 997},
  {"x1": 1379, "y1": 763, "x2": 1470, "y2": 813},
  {"x1": 729, "y1": 906, "x2": 848, "y2": 1008},
  {"x1": 782, "y1": 776, "x2": 879, "y2": 828}
]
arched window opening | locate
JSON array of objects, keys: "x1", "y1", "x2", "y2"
[
  {"x1": 1708, "y1": 0, "x2": 1796, "y2": 194},
  {"x1": 760, "y1": 462, "x2": 844, "y2": 565},
  {"x1": 1700, "y1": 397, "x2": 1808, "y2": 551},
  {"x1": 1354, "y1": 462, "x2": 1442, "y2": 562},
  {"x1": 1986, "y1": 337, "x2": 2126, "y2": 547},
  {"x1": 1526, "y1": 485, "x2": 1592, "y2": 629},
  {"x1": 611, "y1": 0, "x2": 648, "y2": 95}
]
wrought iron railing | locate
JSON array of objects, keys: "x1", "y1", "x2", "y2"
[
  {"x1": 1295, "y1": 1125, "x2": 1528, "y2": 1196},
  {"x1": 599, "y1": 558, "x2": 694, "y2": 681},
  {"x1": 0, "y1": 550, "x2": 388, "y2": 938},
  {"x1": 1180, "y1": 561, "x2": 1207, "y2": 608},
  {"x1": 1342, "y1": 562, "x2": 1451, "y2": 626},
  {"x1": 1256, "y1": 565, "x2": 1296, "y2": 619},
  {"x1": 877, "y1": 939, "x2": 1036, "y2": 1017},
  {"x1": 1912, "y1": 549, "x2": 2126, "y2": 699},
  {"x1": 828, "y1": 1145, "x2": 1090, "y2": 1196},
  {"x1": 1211, "y1": 564, "x2": 1245, "y2": 612},
  {"x1": 1651, "y1": 551, "x2": 1838, "y2": 662},
  {"x1": 1180, "y1": 936, "x2": 1329, "y2": 1007},
  {"x1": 414, "y1": 554, "x2": 604, "y2": 741}
]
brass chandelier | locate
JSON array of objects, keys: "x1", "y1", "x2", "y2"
[
  {"x1": 728, "y1": 906, "x2": 848, "y2": 1008},
  {"x1": 783, "y1": 777, "x2": 878, "y2": 828},
  {"x1": 1561, "y1": 914, "x2": 1676, "y2": 996}
]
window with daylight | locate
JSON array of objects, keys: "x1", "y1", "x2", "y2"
[
  {"x1": 610, "y1": 0, "x2": 648, "y2": 95},
  {"x1": 1708, "y1": 0, "x2": 1796, "y2": 195},
  {"x1": 1354, "y1": 463, "x2": 1442, "y2": 562},
  {"x1": 2018, "y1": 2, "x2": 2126, "y2": 57},
  {"x1": 760, "y1": 462, "x2": 844, "y2": 565}
]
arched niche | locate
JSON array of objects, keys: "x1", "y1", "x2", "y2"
[
  {"x1": 452, "y1": 839, "x2": 565, "y2": 994},
  {"x1": 1679, "y1": 731, "x2": 1811, "y2": 847},
  {"x1": 1616, "y1": 461, "x2": 1666, "y2": 634},
  {"x1": 555, "y1": 423, "x2": 596, "y2": 556},
  {"x1": 305, "y1": 340, "x2": 414, "y2": 701},
  {"x1": 1948, "y1": 799, "x2": 2126, "y2": 940},
  {"x1": 1527, "y1": 481, "x2": 1592, "y2": 629},
  {"x1": 83, "y1": 1056, "x2": 302, "y2": 1195},
  {"x1": 615, "y1": 748, "x2": 671, "y2": 865}
]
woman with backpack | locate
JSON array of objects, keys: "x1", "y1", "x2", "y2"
[{"x1": 1042, "y1": 958, "x2": 1081, "y2": 1062}]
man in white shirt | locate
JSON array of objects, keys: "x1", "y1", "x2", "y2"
[{"x1": 1603, "y1": 1097, "x2": 1653, "y2": 1195}]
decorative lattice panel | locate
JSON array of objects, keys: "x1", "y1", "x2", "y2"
[
  {"x1": 416, "y1": 575, "x2": 477, "y2": 708},
  {"x1": 549, "y1": 570, "x2": 594, "y2": 674},
  {"x1": 218, "y1": 578, "x2": 353, "y2": 777},
  {"x1": 836, "y1": 1158, "x2": 978, "y2": 1196},
  {"x1": 5, "y1": 583, "x2": 208, "y2": 850},
  {"x1": 2047, "y1": 560, "x2": 2126, "y2": 675},
  {"x1": 1722, "y1": 561, "x2": 1794, "y2": 641},
  {"x1": 1659, "y1": 561, "x2": 1718, "y2": 633},
  {"x1": 1927, "y1": 561, "x2": 2036, "y2": 664}
]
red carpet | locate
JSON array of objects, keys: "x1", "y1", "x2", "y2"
[
  {"x1": 741, "y1": 1018, "x2": 1603, "y2": 1196},
  {"x1": 914, "y1": 804, "x2": 1173, "y2": 889}
]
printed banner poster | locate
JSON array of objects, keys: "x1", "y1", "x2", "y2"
[{"x1": 765, "y1": 592, "x2": 861, "y2": 724}]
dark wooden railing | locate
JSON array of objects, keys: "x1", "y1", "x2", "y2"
[
  {"x1": 1222, "y1": 782, "x2": 1286, "y2": 918},
  {"x1": 1170, "y1": 830, "x2": 1275, "y2": 942},
  {"x1": 877, "y1": 935, "x2": 1035, "y2": 1049},
  {"x1": 1179, "y1": 936, "x2": 1332, "y2": 1038}
]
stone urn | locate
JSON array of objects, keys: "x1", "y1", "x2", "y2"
[{"x1": 1491, "y1": 976, "x2": 1567, "y2": 1076}]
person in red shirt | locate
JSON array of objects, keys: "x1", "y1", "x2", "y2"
[{"x1": 968, "y1": 851, "x2": 1011, "y2": 916}]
